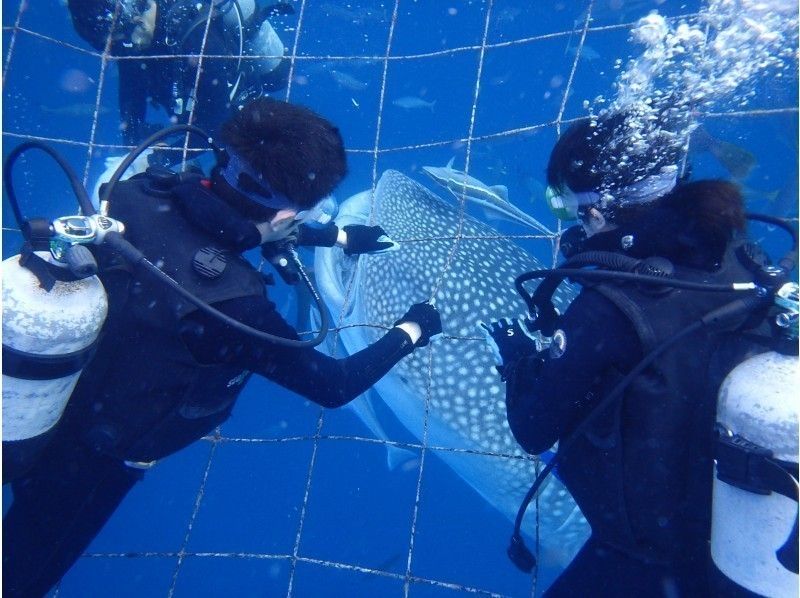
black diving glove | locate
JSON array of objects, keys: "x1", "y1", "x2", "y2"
[
  {"x1": 394, "y1": 301, "x2": 443, "y2": 347},
  {"x1": 342, "y1": 225, "x2": 398, "y2": 255},
  {"x1": 478, "y1": 317, "x2": 541, "y2": 367}
]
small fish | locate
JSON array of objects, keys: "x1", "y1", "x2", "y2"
[
  {"x1": 351, "y1": 97, "x2": 360, "y2": 108},
  {"x1": 422, "y1": 158, "x2": 553, "y2": 235},
  {"x1": 59, "y1": 68, "x2": 96, "y2": 94},
  {"x1": 40, "y1": 103, "x2": 110, "y2": 117},
  {"x1": 392, "y1": 96, "x2": 437, "y2": 111},
  {"x1": 329, "y1": 69, "x2": 369, "y2": 91},
  {"x1": 691, "y1": 126, "x2": 757, "y2": 180}
]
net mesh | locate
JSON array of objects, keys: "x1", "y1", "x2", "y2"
[{"x1": 2, "y1": 1, "x2": 797, "y2": 596}]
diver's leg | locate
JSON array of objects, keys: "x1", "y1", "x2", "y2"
[
  {"x1": 2, "y1": 435, "x2": 142, "y2": 598},
  {"x1": 544, "y1": 537, "x2": 690, "y2": 597}
]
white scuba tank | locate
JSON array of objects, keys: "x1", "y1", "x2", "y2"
[
  {"x1": 217, "y1": 0, "x2": 255, "y2": 26},
  {"x1": 215, "y1": 0, "x2": 283, "y2": 83},
  {"x1": 248, "y1": 18, "x2": 284, "y2": 74},
  {"x1": 711, "y1": 350, "x2": 800, "y2": 597},
  {"x1": 2, "y1": 252, "x2": 108, "y2": 477}
]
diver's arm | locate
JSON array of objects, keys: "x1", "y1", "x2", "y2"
[
  {"x1": 180, "y1": 295, "x2": 415, "y2": 407},
  {"x1": 296, "y1": 223, "x2": 396, "y2": 255},
  {"x1": 505, "y1": 290, "x2": 639, "y2": 455}
]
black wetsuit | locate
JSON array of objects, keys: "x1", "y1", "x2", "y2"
[
  {"x1": 67, "y1": 0, "x2": 289, "y2": 144},
  {"x1": 3, "y1": 173, "x2": 414, "y2": 597},
  {"x1": 505, "y1": 219, "x2": 765, "y2": 597}
]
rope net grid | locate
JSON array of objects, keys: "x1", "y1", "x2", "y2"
[{"x1": 2, "y1": 1, "x2": 797, "y2": 596}]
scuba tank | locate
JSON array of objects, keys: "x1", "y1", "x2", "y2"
[
  {"x1": 2, "y1": 249, "x2": 107, "y2": 482},
  {"x1": 2, "y1": 143, "x2": 123, "y2": 482},
  {"x1": 711, "y1": 282, "x2": 799, "y2": 597},
  {"x1": 247, "y1": 17, "x2": 284, "y2": 74}
]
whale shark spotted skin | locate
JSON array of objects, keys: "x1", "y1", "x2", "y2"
[{"x1": 314, "y1": 170, "x2": 588, "y2": 569}]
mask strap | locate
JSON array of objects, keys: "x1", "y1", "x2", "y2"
[{"x1": 220, "y1": 149, "x2": 295, "y2": 211}]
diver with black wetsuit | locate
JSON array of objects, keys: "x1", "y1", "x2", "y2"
[
  {"x1": 67, "y1": 0, "x2": 292, "y2": 143},
  {"x1": 481, "y1": 112, "x2": 788, "y2": 596},
  {"x1": 2, "y1": 98, "x2": 442, "y2": 598}
]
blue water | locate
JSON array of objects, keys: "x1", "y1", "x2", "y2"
[{"x1": 2, "y1": 1, "x2": 798, "y2": 597}]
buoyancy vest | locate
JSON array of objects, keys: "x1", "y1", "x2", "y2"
[
  {"x1": 63, "y1": 171, "x2": 266, "y2": 463},
  {"x1": 555, "y1": 239, "x2": 767, "y2": 566}
]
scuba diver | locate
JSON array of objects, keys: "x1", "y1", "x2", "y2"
[
  {"x1": 67, "y1": 0, "x2": 293, "y2": 144},
  {"x1": 2, "y1": 97, "x2": 443, "y2": 597},
  {"x1": 480, "y1": 111, "x2": 799, "y2": 596}
]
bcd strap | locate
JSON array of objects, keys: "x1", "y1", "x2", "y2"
[
  {"x1": 715, "y1": 431, "x2": 799, "y2": 501},
  {"x1": 18, "y1": 243, "x2": 79, "y2": 292},
  {"x1": 716, "y1": 430, "x2": 799, "y2": 574},
  {"x1": 2, "y1": 338, "x2": 99, "y2": 380}
]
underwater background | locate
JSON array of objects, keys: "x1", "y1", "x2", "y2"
[{"x1": 2, "y1": 1, "x2": 798, "y2": 596}]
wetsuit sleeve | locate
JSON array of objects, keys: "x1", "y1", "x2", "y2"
[
  {"x1": 504, "y1": 289, "x2": 640, "y2": 455},
  {"x1": 296, "y1": 223, "x2": 339, "y2": 248},
  {"x1": 180, "y1": 295, "x2": 415, "y2": 407}
]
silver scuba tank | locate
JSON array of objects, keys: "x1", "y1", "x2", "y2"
[
  {"x1": 217, "y1": 0, "x2": 255, "y2": 25},
  {"x1": 711, "y1": 283, "x2": 799, "y2": 597},
  {"x1": 2, "y1": 249, "x2": 108, "y2": 481},
  {"x1": 248, "y1": 18, "x2": 284, "y2": 74}
]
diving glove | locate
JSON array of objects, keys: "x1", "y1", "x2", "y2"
[
  {"x1": 478, "y1": 317, "x2": 541, "y2": 367},
  {"x1": 342, "y1": 225, "x2": 399, "y2": 255},
  {"x1": 395, "y1": 301, "x2": 443, "y2": 347}
]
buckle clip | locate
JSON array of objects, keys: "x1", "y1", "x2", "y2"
[{"x1": 715, "y1": 427, "x2": 773, "y2": 495}]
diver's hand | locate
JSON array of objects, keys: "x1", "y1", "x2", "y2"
[
  {"x1": 340, "y1": 225, "x2": 399, "y2": 255},
  {"x1": 394, "y1": 301, "x2": 442, "y2": 347},
  {"x1": 478, "y1": 317, "x2": 539, "y2": 366}
]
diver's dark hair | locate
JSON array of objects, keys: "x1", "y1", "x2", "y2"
[
  {"x1": 602, "y1": 179, "x2": 746, "y2": 269},
  {"x1": 546, "y1": 110, "x2": 684, "y2": 196},
  {"x1": 662, "y1": 179, "x2": 746, "y2": 263},
  {"x1": 220, "y1": 97, "x2": 348, "y2": 210}
]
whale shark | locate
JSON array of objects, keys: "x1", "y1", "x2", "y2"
[{"x1": 313, "y1": 170, "x2": 588, "y2": 570}]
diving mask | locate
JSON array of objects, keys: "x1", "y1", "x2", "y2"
[
  {"x1": 545, "y1": 168, "x2": 680, "y2": 222},
  {"x1": 545, "y1": 186, "x2": 600, "y2": 221},
  {"x1": 221, "y1": 149, "x2": 296, "y2": 214}
]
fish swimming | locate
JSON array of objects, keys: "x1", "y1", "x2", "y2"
[
  {"x1": 422, "y1": 158, "x2": 554, "y2": 235},
  {"x1": 329, "y1": 69, "x2": 369, "y2": 91},
  {"x1": 313, "y1": 170, "x2": 588, "y2": 570},
  {"x1": 391, "y1": 96, "x2": 436, "y2": 111},
  {"x1": 690, "y1": 126, "x2": 757, "y2": 181}
]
